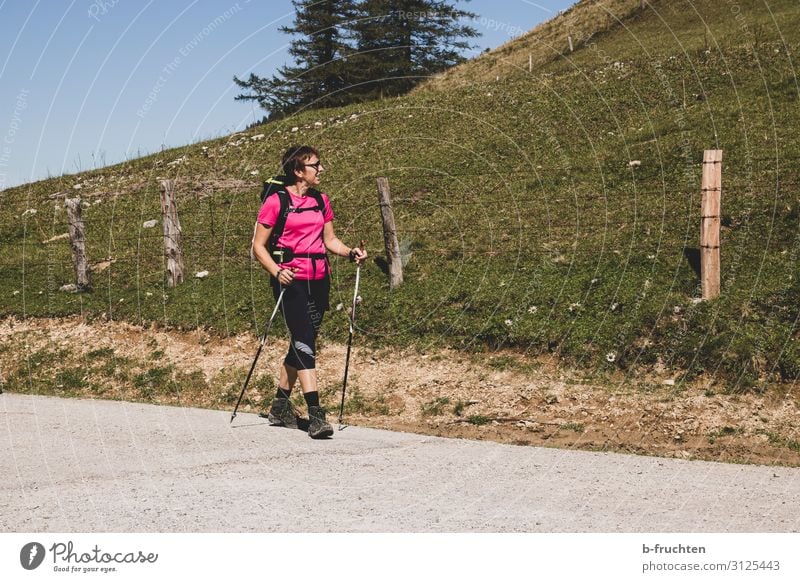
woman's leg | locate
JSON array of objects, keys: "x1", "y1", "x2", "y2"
[
  {"x1": 271, "y1": 278, "x2": 332, "y2": 437},
  {"x1": 272, "y1": 279, "x2": 312, "y2": 390},
  {"x1": 295, "y1": 369, "x2": 316, "y2": 394},
  {"x1": 278, "y1": 364, "x2": 298, "y2": 392},
  {"x1": 295, "y1": 278, "x2": 328, "y2": 395},
  {"x1": 265, "y1": 282, "x2": 304, "y2": 427},
  {"x1": 278, "y1": 280, "x2": 325, "y2": 394}
]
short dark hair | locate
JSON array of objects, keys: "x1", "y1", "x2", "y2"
[{"x1": 281, "y1": 145, "x2": 319, "y2": 182}]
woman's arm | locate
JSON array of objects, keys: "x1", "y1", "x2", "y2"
[
  {"x1": 322, "y1": 221, "x2": 349, "y2": 258},
  {"x1": 323, "y1": 222, "x2": 367, "y2": 264},
  {"x1": 252, "y1": 222, "x2": 295, "y2": 285}
]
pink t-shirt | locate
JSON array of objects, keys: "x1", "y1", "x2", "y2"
[{"x1": 257, "y1": 190, "x2": 334, "y2": 280}]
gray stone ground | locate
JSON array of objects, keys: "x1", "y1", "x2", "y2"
[{"x1": 1, "y1": 393, "x2": 799, "y2": 532}]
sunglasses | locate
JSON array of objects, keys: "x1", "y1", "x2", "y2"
[{"x1": 303, "y1": 160, "x2": 323, "y2": 171}]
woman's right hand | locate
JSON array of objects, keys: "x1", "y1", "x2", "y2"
[{"x1": 275, "y1": 267, "x2": 296, "y2": 286}]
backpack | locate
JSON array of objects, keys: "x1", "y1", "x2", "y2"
[{"x1": 259, "y1": 175, "x2": 327, "y2": 267}]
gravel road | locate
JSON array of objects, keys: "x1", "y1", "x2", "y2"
[{"x1": 1, "y1": 393, "x2": 798, "y2": 532}]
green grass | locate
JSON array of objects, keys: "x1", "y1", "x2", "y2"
[
  {"x1": 755, "y1": 429, "x2": 800, "y2": 452},
  {"x1": 560, "y1": 422, "x2": 586, "y2": 433},
  {"x1": 421, "y1": 397, "x2": 451, "y2": 416},
  {"x1": 467, "y1": 415, "x2": 491, "y2": 426},
  {"x1": 707, "y1": 425, "x2": 744, "y2": 444},
  {"x1": 2, "y1": 0, "x2": 800, "y2": 391},
  {"x1": 453, "y1": 400, "x2": 468, "y2": 416},
  {"x1": 54, "y1": 368, "x2": 87, "y2": 391}
]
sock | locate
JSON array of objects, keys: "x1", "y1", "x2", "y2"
[
  {"x1": 303, "y1": 391, "x2": 320, "y2": 409},
  {"x1": 276, "y1": 387, "x2": 291, "y2": 400}
]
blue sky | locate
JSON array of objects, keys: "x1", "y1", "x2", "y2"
[{"x1": 0, "y1": 0, "x2": 575, "y2": 190}]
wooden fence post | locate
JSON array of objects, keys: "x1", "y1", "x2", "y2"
[
  {"x1": 701, "y1": 149, "x2": 722, "y2": 300},
  {"x1": 160, "y1": 179, "x2": 184, "y2": 287},
  {"x1": 376, "y1": 177, "x2": 403, "y2": 289},
  {"x1": 65, "y1": 198, "x2": 90, "y2": 290}
]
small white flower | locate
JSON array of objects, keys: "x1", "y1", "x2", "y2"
[
  {"x1": 606, "y1": 352, "x2": 616, "y2": 363},
  {"x1": 505, "y1": 319, "x2": 513, "y2": 327},
  {"x1": 146, "y1": 292, "x2": 153, "y2": 297},
  {"x1": 673, "y1": 305, "x2": 682, "y2": 314},
  {"x1": 610, "y1": 302, "x2": 619, "y2": 311},
  {"x1": 527, "y1": 305, "x2": 537, "y2": 314},
  {"x1": 291, "y1": 127, "x2": 299, "y2": 132},
  {"x1": 335, "y1": 303, "x2": 344, "y2": 311},
  {"x1": 568, "y1": 302, "x2": 581, "y2": 312},
  {"x1": 195, "y1": 270, "x2": 209, "y2": 279},
  {"x1": 591, "y1": 278, "x2": 599, "y2": 284},
  {"x1": 249, "y1": 170, "x2": 259, "y2": 176}
]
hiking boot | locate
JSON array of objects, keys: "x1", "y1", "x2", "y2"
[
  {"x1": 265, "y1": 396, "x2": 298, "y2": 429},
  {"x1": 308, "y1": 406, "x2": 333, "y2": 439}
]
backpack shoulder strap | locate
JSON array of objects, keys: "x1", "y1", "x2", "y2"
[
  {"x1": 307, "y1": 188, "x2": 325, "y2": 212},
  {"x1": 268, "y1": 190, "x2": 291, "y2": 251},
  {"x1": 260, "y1": 176, "x2": 291, "y2": 250}
]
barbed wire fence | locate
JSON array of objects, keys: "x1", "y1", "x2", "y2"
[{"x1": 3, "y1": 151, "x2": 797, "y2": 318}]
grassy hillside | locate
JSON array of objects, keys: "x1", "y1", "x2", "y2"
[
  {"x1": 424, "y1": 0, "x2": 644, "y2": 89},
  {"x1": 2, "y1": 0, "x2": 799, "y2": 394}
]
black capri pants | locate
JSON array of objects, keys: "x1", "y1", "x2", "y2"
[{"x1": 271, "y1": 276, "x2": 330, "y2": 370}]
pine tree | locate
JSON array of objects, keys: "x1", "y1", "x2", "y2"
[
  {"x1": 350, "y1": 1, "x2": 478, "y2": 99},
  {"x1": 233, "y1": 1, "x2": 479, "y2": 116},
  {"x1": 234, "y1": 0, "x2": 357, "y2": 118}
]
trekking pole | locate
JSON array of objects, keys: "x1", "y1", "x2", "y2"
[
  {"x1": 338, "y1": 240, "x2": 365, "y2": 429},
  {"x1": 230, "y1": 285, "x2": 287, "y2": 423}
]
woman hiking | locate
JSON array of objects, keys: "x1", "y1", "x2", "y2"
[{"x1": 251, "y1": 145, "x2": 367, "y2": 439}]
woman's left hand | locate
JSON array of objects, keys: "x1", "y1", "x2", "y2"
[{"x1": 351, "y1": 247, "x2": 368, "y2": 265}]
